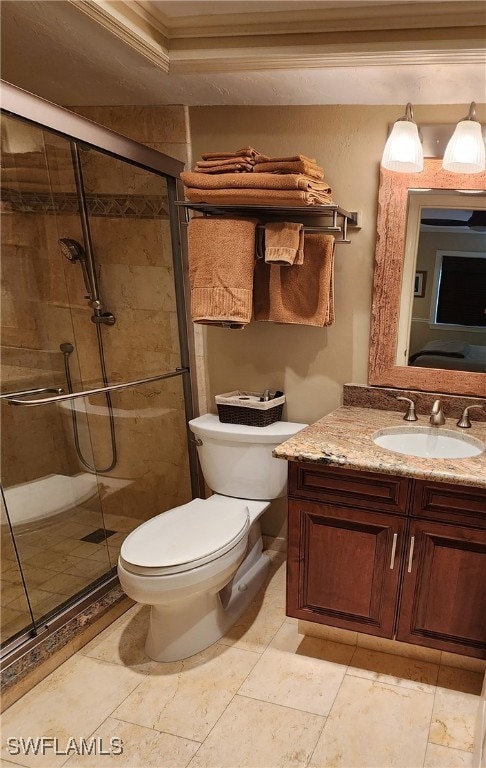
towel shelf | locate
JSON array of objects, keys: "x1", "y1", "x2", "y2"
[{"x1": 176, "y1": 202, "x2": 359, "y2": 244}]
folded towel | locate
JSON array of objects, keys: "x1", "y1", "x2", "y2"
[
  {"x1": 183, "y1": 188, "x2": 333, "y2": 206},
  {"x1": 265, "y1": 222, "x2": 303, "y2": 266},
  {"x1": 201, "y1": 147, "x2": 263, "y2": 161},
  {"x1": 187, "y1": 217, "x2": 258, "y2": 327},
  {"x1": 253, "y1": 160, "x2": 324, "y2": 179},
  {"x1": 196, "y1": 157, "x2": 254, "y2": 167},
  {"x1": 181, "y1": 171, "x2": 331, "y2": 193},
  {"x1": 193, "y1": 162, "x2": 254, "y2": 174},
  {"x1": 254, "y1": 233, "x2": 335, "y2": 326},
  {"x1": 256, "y1": 154, "x2": 317, "y2": 164}
]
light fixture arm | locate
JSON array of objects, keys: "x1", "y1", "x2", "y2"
[
  {"x1": 402, "y1": 102, "x2": 415, "y2": 122},
  {"x1": 464, "y1": 102, "x2": 477, "y2": 121}
]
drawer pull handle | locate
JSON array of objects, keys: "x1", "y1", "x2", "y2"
[
  {"x1": 407, "y1": 536, "x2": 415, "y2": 573},
  {"x1": 389, "y1": 533, "x2": 398, "y2": 570}
]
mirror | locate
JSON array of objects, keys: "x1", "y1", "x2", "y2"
[{"x1": 369, "y1": 159, "x2": 486, "y2": 397}]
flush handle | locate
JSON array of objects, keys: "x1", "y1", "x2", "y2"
[
  {"x1": 389, "y1": 533, "x2": 398, "y2": 570},
  {"x1": 194, "y1": 437, "x2": 203, "y2": 446},
  {"x1": 407, "y1": 536, "x2": 415, "y2": 573}
]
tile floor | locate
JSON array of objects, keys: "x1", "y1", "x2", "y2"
[
  {"x1": 1, "y1": 505, "x2": 139, "y2": 644},
  {"x1": 1, "y1": 552, "x2": 484, "y2": 768}
]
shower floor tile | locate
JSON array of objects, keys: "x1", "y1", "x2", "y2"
[{"x1": 1, "y1": 503, "x2": 136, "y2": 647}]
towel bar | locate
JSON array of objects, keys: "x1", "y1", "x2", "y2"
[{"x1": 175, "y1": 202, "x2": 358, "y2": 244}]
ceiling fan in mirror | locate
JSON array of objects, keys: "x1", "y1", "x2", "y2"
[{"x1": 421, "y1": 210, "x2": 486, "y2": 231}]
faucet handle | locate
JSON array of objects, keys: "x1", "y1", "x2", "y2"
[
  {"x1": 396, "y1": 396, "x2": 418, "y2": 422},
  {"x1": 456, "y1": 404, "x2": 484, "y2": 429}
]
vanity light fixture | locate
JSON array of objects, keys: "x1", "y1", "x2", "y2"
[
  {"x1": 381, "y1": 103, "x2": 424, "y2": 174},
  {"x1": 442, "y1": 102, "x2": 486, "y2": 174}
]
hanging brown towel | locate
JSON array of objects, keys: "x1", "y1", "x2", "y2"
[
  {"x1": 187, "y1": 217, "x2": 258, "y2": 327},
  {"x1": 264, "y1": 222, "x2": 303, "y2": 266},
  {"x1": 254, "y1": 233, "x2": 335, "y2": 326}
]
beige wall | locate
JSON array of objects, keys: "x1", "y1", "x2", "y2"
[
  {"x1": 189, "y1": 104, "x2": 473, "y2": 537},
  {"x1": 189, "y1": 104, "x2": 474, "y2": 425}
]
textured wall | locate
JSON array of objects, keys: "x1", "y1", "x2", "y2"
[{"x1": 188, "y1": 103, "x2": 471, "y2": 536}]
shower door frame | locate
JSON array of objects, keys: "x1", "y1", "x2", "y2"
[{"x1": 0, "y1": 80, "x2": 203, "y2": 663}]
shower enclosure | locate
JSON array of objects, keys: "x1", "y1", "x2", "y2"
[{"x1": 0, "y1": 82, "x2": 199, "y2": 659}]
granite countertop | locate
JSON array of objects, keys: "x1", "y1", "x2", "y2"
[{"x1": 273, "y1": 406, "x2": 486, "y2": 489}]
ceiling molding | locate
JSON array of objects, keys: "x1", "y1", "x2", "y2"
[
  {"x1": 68, "y1": 0, "x2": 170, "y2": 72},
  {"x1": 140, "y1": 1, "x2": 486, "y2": 39},
  {"x1": 170, "y1": 45, "x2": 486, "y2": 75},
  {"x1": 66, "y1": 1, "x2": 486, "y2": 79}
]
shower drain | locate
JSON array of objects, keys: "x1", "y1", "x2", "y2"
[{"x1": 81, "y1": 528, "x2": 117, "y2": 544}]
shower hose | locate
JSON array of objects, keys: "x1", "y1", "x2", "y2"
[{"x1": 61, "y1": 324, "x2": 118, "y2": 474}]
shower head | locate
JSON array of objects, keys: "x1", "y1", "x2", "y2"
[
  {"x1": 60, "y1": 342, "x2": 74, "y2": 355},
  {"x1": 58, "y1": 238, "x2": 86, "y2": 263},
  {"x1": 59, "y1": 237, "x2": 93, "y2": 300},
  {"x1": 58, "y1": 237, "x2": 116, "y2": 326}
]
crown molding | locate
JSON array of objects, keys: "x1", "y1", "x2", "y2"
[
  {"x1": 68, "y1": 0, "x2": 170, "y2": 72},
  {"x1": 169, "y1": 43, "x2": 486, "y2": 75},
  {"x1": 67, "y1": 1, "x2": 485, "y2": 78},
  {"x1": 142, "y1": 1, "x2": 486, "y2": 39}
]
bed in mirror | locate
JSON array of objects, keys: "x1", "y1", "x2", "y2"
[{"x1": 369, "y1": 159, "x2": 486, "y2": 397}]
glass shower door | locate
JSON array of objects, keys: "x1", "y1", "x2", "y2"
[
  {"x1": 0, "y1": 115, "x2": 111, "y2": 647},
  {"x1": 1, "y1": 110, "x2": 194, "y2": 651}
]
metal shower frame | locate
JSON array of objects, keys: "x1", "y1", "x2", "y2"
[{"x1": 0, "y1": 80, "x2": 203, "y2": 663}]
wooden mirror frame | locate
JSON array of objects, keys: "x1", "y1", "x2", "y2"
[{"x1": 369, "y1": 158, "x2": 486, "y2": 397}]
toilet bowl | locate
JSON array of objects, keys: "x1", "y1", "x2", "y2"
[{"x1": 118, "y1": 414, "x2": 306, "y2": 662}]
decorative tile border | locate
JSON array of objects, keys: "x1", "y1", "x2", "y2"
[
  {"x1": 0, "y1": 584, "x2": 131, "y2": 710},
  {"x1": 1, "y1": 189, "x2": 169, "y2": 219}
]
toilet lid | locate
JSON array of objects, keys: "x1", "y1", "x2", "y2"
[{"x1": 120, "y1": 497, "x2": 250, "y2": 575}]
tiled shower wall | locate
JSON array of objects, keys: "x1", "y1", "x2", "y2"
[
  {"x1": 74, "y1": 105, "x2": 208, "y2": 417},
  {"x1": 2, "y1": 104, "x2": 198, "y2": 522}
]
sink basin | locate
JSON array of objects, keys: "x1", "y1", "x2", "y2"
[{"x1": 372, "y1": 426, "x2": 484, "y2": 459}]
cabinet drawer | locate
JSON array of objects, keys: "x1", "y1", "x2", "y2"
[
  {"x1": 289, "y1": 463, "x2": 410, "y2": 515},
  {"x1": 412, "y1": 480, "x2": 486, "y2": 528}
]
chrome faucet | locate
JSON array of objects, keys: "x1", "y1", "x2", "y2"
[{"x1": 430, "y1": 399, "x2": 446, "y2": 426}]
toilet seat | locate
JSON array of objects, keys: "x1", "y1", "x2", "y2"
[{"x1": 120, "y1": 496, "x2": 250, "y2": 577}]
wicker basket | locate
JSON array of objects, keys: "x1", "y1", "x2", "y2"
[{"x1": 215, "y1": 390, "x2": 285, "y2": 427}]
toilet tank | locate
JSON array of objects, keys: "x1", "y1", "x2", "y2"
[{"x1": 188, "y1": 414, "x2": 307, "y2": 500}]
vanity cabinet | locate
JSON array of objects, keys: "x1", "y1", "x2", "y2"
[{"x1": 287, "y1": 463, "x2": 486, "y2": 659}]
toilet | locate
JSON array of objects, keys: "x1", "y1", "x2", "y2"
[{"x1": 117, "y1": 413, "x2": 306, "y2": 662}]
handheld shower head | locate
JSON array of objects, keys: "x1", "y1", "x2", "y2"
[
  {"x1": 59, "y1": 237, "x2": 94, "y2": 301},
  {"x1": 58, "y1": 238, "x2": 86, "y2": 263},
  {"x1": 58, "y1": 237, "x2": 116, "y2": 325}
]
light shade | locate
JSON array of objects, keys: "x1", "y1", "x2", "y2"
[
  {"x1": 443, "y1": 113, "x2": 485, "y2": 174},
  {"x1": 381, "y1": 104, "x2": 423, "y2": 173}
]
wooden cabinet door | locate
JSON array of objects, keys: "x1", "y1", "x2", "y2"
[
  {"x1": 287, "y1": 499, "x2": 407, "y2": 637},
  {"x1": 397, "y1": 519, "x2": 486, "y2": 659}
]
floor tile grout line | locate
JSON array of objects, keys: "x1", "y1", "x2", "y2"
[
  {"x1": 112, "y1": 710, "x2": 206, "y2": 745},
  {"x1": 235, "y1": 691, "x2": 328, "y2": 720},
  {"x1": 175, "y1": 639, "x2": 267, "y2": 759}
]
